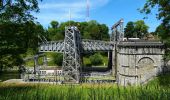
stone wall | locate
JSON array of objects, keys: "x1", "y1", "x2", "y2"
[{"x1": 116, "y1": 41, "x2": 164, "y2": 86}]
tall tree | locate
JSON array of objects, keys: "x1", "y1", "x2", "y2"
[
  {"x1": 134, "y1": 20, "x2": 149, "y2": 38},
  {"x1": 50, "y1": 20, "x2": 59, "y2": 29},
  {"x1": 124, "y1": 20, "x2": 149, "y2": 38},
  {"x1": 141, "y1": 0, "x2": 170, "y2": 59},
  {"x1": 0, "y1": 0, "x2": 41, "y2": 23},
  {"x1": 0, "y1": 0, "x2": 42, "y2": 71},
  {"x1": 124, "y1": 21, "x2": 135, "y2": 38},
  {"x1": 141, "y1": 0, "x2": 170, "y2": 38}
]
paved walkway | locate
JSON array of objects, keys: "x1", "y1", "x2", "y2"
[{"x1": 3, "y1": 79, "x2": 25, "y2": 83}]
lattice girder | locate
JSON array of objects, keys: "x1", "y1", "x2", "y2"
[{"x1": 62, "y1": 26, "x2": 82, "y2": 83}]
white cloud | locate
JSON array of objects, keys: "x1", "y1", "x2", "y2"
[{"x1": 34, "y1": 0, "x2": 110, "y2": 27}]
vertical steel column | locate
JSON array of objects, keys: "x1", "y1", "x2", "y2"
[
  {"x1": 119, "y1": 19, "x2": 124, "y2": 41},
  {"x1": 111, "y1": 19, "x2": 124, "y2": 81},
  {"x1": 43, "y1": 55, "x2": 47, "y2": 67},
  {"x1": 62, "y1": 26, "x2": 82, "y2": 83}
]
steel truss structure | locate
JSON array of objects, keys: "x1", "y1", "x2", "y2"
[
  {"x1": 39, "y1": 40, "x2": 113, "y2": 52},
  {"x1": 62, "y1": 26, "x2": 82, "y2": 83},
  {"x1": 38, "y1": 19, "x2": 124, "y2": 83},
  {"x1": 111, "y1": 19, "x2": 124, "y2": 42}
]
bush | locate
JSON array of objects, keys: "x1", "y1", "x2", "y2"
[
  {"x1": 52, "y1": 53, "x2": 63, "y2": 67},
  {"x1": 89, "y1": 53, "x2": 103, "y2": 65}
]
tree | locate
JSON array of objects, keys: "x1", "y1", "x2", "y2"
[
  {"x1": 134, "y1": 20, "x2": 149, "y2": 38},
  {"x1": 0, "y1": 0, "x2": 42, "y2": 71},
  {"x1": 47, "y1": 20, "x2": 109, "y2": 41},
  {"x1": 47, "y1": 20, "x2": 64, "y2": 41},
  {"x1": 0, "y1": 0, "x2": 41, "y2": 23},
  {"x1": 50, "y1": 21, "x2": 59, "y2": 29},
  {"x1": 141, "y1": 0, "x2": 170, "y2": 38},
  {"x1": 52, "y1": 53, "x2": 63, "y2": 67},
  {"x1": 124, "y1": 21, "x2": 135, "y2": 38},
  {"x1": 141, "y1": 0, "x2": 170, "y2": 60},
  {"x1": 124, "y1": 20, "x2": 149, "y2": 38},
  {"x1": 98, "y1": 24, "x2": 109, "y2": 40},
  {"x1": 89, "y1": 53, "x2": 103, "y2": 66}
]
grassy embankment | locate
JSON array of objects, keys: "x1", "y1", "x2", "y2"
[
  {"x1": 25, "y1": 52, "x2": 109, "y2": 67},
  {"x1": 0, "y1": 73, "x2": 170, "y2": 100}
]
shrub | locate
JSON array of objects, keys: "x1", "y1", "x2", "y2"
[
  {"x1": 52, "y1": 53, "x2": 63, "y2": 67},
  {"x1": 89, "y1": 53, "x2": 103, "y2": 65}
]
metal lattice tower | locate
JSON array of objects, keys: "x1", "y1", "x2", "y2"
[
  {"x1": 62, "y1": 26, "x2": 82, "y2": 83},
  {"x1": 111, "y1": 19, "x2": 124, "y2": 42}
]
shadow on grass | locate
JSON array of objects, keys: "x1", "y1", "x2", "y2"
[{"x1": 158, "y1": 72, "x2": 170, "y2": 87}]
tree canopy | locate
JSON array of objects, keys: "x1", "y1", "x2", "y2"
[
  {"x1": 141, "y1": 0, "x2": 170, "y2": 59},
  {"x1": 141, "y1": 0, "x2": 170, "y2": 38},
  {"x1": 0, "y1": 0, "x2": 43, "y2": 71},
  {"x1": 124, "y1": 20, "x2": 149, "y2": 38},
  {"x1": 47, "y1": 20, "x2": 109, "y2": 41},
  {"x1": 124, "y1": 21, "x2": 135, "y2": 38}
]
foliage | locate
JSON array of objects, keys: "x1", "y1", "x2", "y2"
[
  {"x1": 89, "y1": 53, "x2": 103, "y2": 66},
  {"x1": 124, "y1": 20, "x2": 149, "y2": 38},
  {"x1": 52, "y1": 53, "x2": 63, "y2": 67},
  {"x1": 141, "y1": 0, "x2": 170, "y2": 59},
  {"x1": 124, "y1": 21, "x2": 135, "y2": 38},
  {"x1": 47, "y1": 20, "x2": 109, "y2": 41},
  {"x1": 134, "y1": 20, "x2": 149, "y2": 38},
  {"x1": 0, "y1": 0, "x2": 43, "y2": 71},
  {"x1": 0, "y1": 0, "x2": 41, "y2": 23},
  {"x1": 50, "y1": 20, "x2": 59, "y2": 29}
]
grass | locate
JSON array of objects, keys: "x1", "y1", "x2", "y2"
[
  {"x1": 0, "y1": 73, "x2": 170, "y2": 100},
  {"x1": 83, "y1": 56, "x2": 108, "y2": 67}
]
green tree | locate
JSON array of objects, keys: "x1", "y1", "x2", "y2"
[
  {"x1": 47, "y1": 20, "x2": 109, "y2": 41},
  {"x1": 141, "y1": 0, "x2": 170, "y2": 59},
  {"x1": 99, "y1": 24, "x2": 109, "y2": 40},
  {"x1": 89, "y1": 53, "x2": 103, "y2": 66},
  {"x1": 141, "y1": 0, "x2": 170, "y2": 40},
  {"x1": 124, "y1": 21, "x2": 135, "y2": 38},
  {"x1": 47, "y1": 20, "x2": 64, "y2": 41},
  {"x1": 52, "y1": 53, "x2": 63, "y2": 67},
  {"x1": 124, "y1": 20, "x2": 149, "y2": 38},
  {"x1": 50, "y1": 21, "x2": 59, "y2": 29},
  {"x1": 0, "y1": 0, "x2": 42, "y2": 71},
  {"x1": 0, "y1": 0, "x2": 41, "y2": 23},
  {"x1": 134, "y1": 20, "x2": 149, "y2": 38},
  {"x1": 83, "y1": 20, "x2": 109, "y2": 40}
]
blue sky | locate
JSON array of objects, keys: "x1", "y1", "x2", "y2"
[{"x1": 34, "y1": 0, "x2": 161, "y2": 32}]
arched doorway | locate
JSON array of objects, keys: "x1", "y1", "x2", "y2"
[{"x1": 137, "y1": 57, "x2": 155, "y2": 84}]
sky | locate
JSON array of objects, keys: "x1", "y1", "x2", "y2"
[{"x1": 33, "y1": 0, "x2": 161, "y2": 32}]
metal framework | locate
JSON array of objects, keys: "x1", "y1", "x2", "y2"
[
  {"x1": 39, "y1": 40, "x2": 113, "y2": 52},
  {"x1": 111, "y1": 19, "x2": 124, "y2": 42},
  {"x1": 62, "y1": 26, "x2": 82, "y2": 83},
  {"x1": 23, "y1": 53, "x2": 47, "y2": 69},
  {"x1": 38, "y1": 19, "x2": 124, "y2": 83},
  {"x1": 111, "y1": 19, "x2": 124, "y2": 80}
]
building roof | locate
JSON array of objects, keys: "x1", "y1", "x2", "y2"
[{"x1": 118, "y1": 40, "x2": 164, "y2": 47}]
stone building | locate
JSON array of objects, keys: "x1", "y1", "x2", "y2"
[{"x1": 115, "y1": 40, "x2": 165, "y2": 86}]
